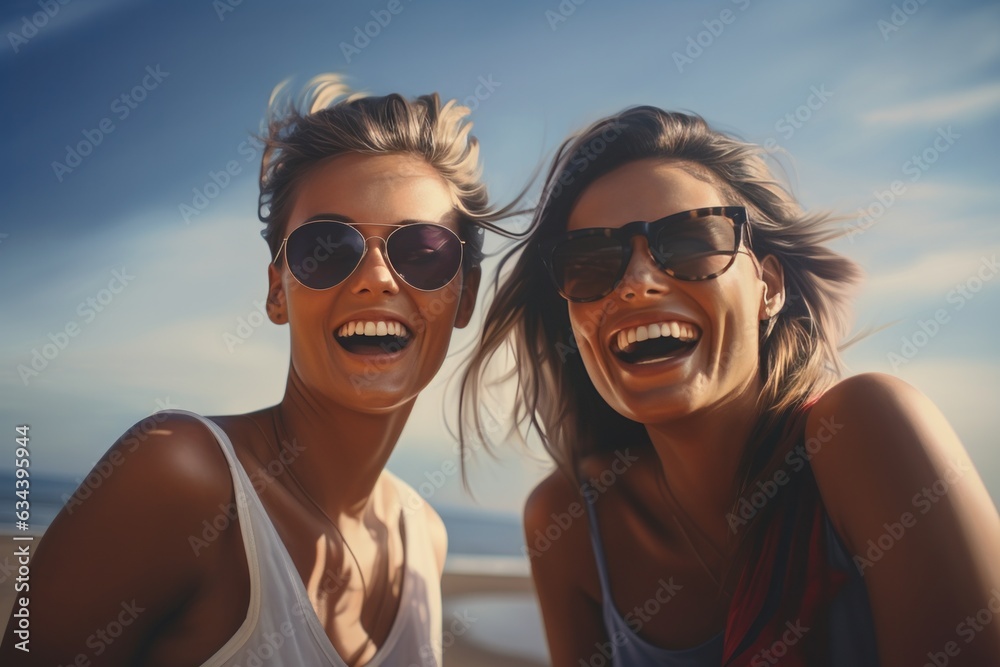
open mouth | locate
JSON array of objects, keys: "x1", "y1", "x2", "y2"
[
  {"x1": 335, "y1": 320, "x2": 412, "y2": 356},
  {"x1": 612, "y1": 321, "x2": 700, "y2": 365}
]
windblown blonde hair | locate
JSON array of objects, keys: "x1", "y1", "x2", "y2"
[
  {"x1": 257, "y1": 74, "x2": 521, "y2": 269},
  {"x1": 459, "y1": 107, "x2": 862, "y2": 534}
]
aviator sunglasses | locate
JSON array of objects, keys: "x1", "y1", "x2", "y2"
[
  {"x1": 539, "y1": 206, "x2": 750, "y2": 303},
  {"x1": 273, "y1": 220, "x2": 465, "y2": 291}
]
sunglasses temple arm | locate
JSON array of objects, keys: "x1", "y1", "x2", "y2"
[{"x1": 273, "y1": 238, "x2": 288, "y2": 267}]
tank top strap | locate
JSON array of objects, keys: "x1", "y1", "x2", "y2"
[{"x1": 581, "y1": 486, "x2": 615, "y2": 599}]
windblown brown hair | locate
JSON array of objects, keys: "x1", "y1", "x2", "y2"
[{"x1": 459, "y1": 106, "x2": 863, "y2": 573}]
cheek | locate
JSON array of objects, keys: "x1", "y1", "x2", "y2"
[
  {"x1": 410, "y1": 284, "x2": 463, "y2": 336},
  {"x1": 285, "y1": 285, "x2": 335, "y2": 327},
  {"x1": 718, "y1": 324, "x2": 758, "y2": 376},
  {"x1": 568, "y1": 297, "x2": 620, "y2": 337},
  {"x1": 710, "y1": 289, "x2": 764, "y2": 373},
  {"x1": 568, "y1": 303, "x2": 614, "y2": 371},
  {"x1": 568, "y1": 305, "x2": 596, "y2": 346}
]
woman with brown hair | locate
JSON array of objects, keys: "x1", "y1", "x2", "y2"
[
  {"x1": 1, "y1": 75, "x2": 516, "y2": 666},
  {"x1": 460, "y1": 107, "x2": 1000, "y2": 666}
]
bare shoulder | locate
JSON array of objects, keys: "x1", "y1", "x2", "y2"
[
  {"x1": 525, "y1": 450, "x2": 644, "y2": 554},
  {"x1": 806, "y1": 371, "x2": 970, "y2": 467},
  {"x1": 524, "y1": 468, "x2": 595, "y2": 586},
  {"x1": 524, "y1": 468, "x2": 611, "y2": 663},
  {"x1": 524, "y1": 468, "x2": 585, "y2": 542},
  {"x1": 805, "y1": 372, "x2": 975, "y2": 535},
  {"x1": 805, "y1": 377, "x2": 1000, "y2": 663},
  {"x1": 56, "y1": 410, "x2": 236, "y2": 543},
  {"x1": 40, "y1": 410, "x2": 239, "y2": 575},
  {"x1": 97, "y1": 410, "x2": 238, "y2": 518},
  {"x1": 1, "y1": 410, "x2": 242, "y2": 664},
  {"x1": 806, "y1": 373, "x2": 969, "y2": 492},
  {"x1": 808, "y1": 371, "x2": 937, "y2": 434}
]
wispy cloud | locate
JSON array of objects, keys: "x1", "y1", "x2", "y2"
[
  {"x1": 0, "y1": 0, "x2": 136, "y2": 61},
  {"x1": 861, "y1": 243, "x2": 1000, "y2": 303},
  {"x1": 863, "y1": 83, "x2": 1000, "y2": 125},
  {"x1": 901, "y1": 181, "x2": 996, "y2": 203}
]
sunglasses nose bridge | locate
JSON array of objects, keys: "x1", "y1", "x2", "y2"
[
  {"x1": 615, "y1": 231, "x2": 673, "y2": 300},
  {"x1": 623, "y1": 230, "x2": 658, "y2": 273},
  {"x1": 348, "y1": 235, "x2": 401, "y2": 294},
  {"x1": 617, "y1": 221, "x2": 660, "y2": 269}
]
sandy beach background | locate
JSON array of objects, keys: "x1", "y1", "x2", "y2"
[{"x1": 0, "y1": 532, "x2": 548, "y2": 666}]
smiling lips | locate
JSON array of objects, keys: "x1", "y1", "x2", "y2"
[{"x1": 611, "y1": 320, "x2": 701, "y2": 365}]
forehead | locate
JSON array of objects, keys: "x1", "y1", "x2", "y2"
[
  {"x1": 284, "y1": 153, "x2": 460, "y2": 234},
  {"x1": 567, "y1": 159, "x2": 726, "y2": 231}
]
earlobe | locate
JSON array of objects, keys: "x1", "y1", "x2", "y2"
[
  {"x1": 454, "y1": 267, "x2": 481, "y2": 329},
  {"x1": 266, "y1": 263, "x2": 287, "y2": 325},
  {"x1": 758, "y1": 255, "x2": 786, "y2": 320}
]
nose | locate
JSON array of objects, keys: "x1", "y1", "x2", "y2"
[
  {"x1": 615, "y1": 236, "x2": 670, "y2": 302},
  {"x1": 348, "y1": 237, "x2": 400, "y2": 296}
]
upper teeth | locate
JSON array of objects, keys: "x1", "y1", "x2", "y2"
[
  {"x1": 338, "y1": 320, "x2": 409, "y2": 338},
  {"x1": 616, "y1": 321, "x2": 699, "y2": 351}
]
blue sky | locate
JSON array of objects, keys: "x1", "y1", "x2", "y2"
[{"x1": 2, "y1": 0, "x2": 999, "y2": 514}]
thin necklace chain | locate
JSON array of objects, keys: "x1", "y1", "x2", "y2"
[{"x1": 655, "y1": 471, "x2": 727, "y2": 590}]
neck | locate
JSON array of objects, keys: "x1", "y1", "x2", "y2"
[
  {"x1": 270, "y1": 373, "x2": 416, "y2": 522},
  {"x1": 645, "y1": 375, "x2": 764, "y2": 548}
]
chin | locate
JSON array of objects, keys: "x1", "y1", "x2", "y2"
[
  {"x1": 609, "y1": 391, "x2": 701, "y2": 425},
  {"x1": 328, "y1": 381, "x2": 422, "y2": 413}
]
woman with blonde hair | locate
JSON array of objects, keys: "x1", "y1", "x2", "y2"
[
  {"x1": 2, "y1": 75, "x2": 515, "y2": 666},
  {"x1": 461, "y1": 106, "x2": 1000, "y2": 666}
]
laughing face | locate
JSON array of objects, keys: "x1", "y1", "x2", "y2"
[
  {"x1": 266, "y1": 152, "x2": 479, "y2": 412},
  {"x1": 564, "y1": 159, "x2": 784, "y2": 426}
]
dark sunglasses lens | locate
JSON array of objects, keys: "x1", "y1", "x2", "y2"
[
  {"x1": 285, "y1": 222, "x2": 365, "y2": 289},
  {"x1": 550, "y1": 236, "x2": 626, "y2": 301},
  {"x1": 651, "y1": 214, "x2": 737, "y2": 279},
  {"x1": 386, "y1": 224, "x2": 464, "y2": 290}
]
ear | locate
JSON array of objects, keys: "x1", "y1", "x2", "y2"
[
  {"x1": 266, "y1": 262, "x2": 288, "y2": 325},
  {"x1": 454, "y1": 266, "x2": 481, "y2": 329},
  {"x1": 758, "y1": 255, "x2": 785, "y2": 321}
]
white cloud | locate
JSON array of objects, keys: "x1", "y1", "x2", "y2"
[
  {"x1": 859, "y1": 244, "x2": 1000, "y2": 304},
  {"x1": 863, "y1": 83, "x2": 1000, "y2": 126},
  {"x1": 901, "y1": 180, "x2": 996, "y2": 203}
]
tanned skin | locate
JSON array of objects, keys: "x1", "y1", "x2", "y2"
[
  {"x1": 1, "y1": 153, "x2": 479, "y2": 665},
  {"x1": 526, "y1": 160, "x2": 1000, "y2": 666}
]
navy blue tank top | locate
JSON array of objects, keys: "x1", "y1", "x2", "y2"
[{"x1": 583, "y1": 493, "x2": 879, "y2": 666}]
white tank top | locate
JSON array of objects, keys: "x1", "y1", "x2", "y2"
[{"x1": 171, "y1": 411, "x2": 444, "y2": 667}]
